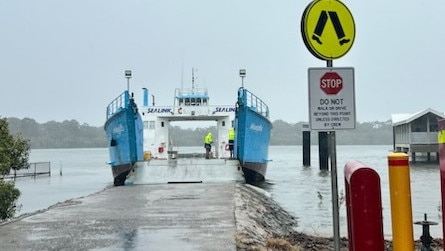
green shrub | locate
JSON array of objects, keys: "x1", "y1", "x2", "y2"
[{"x1": 0, "y1": 180, "x2": 21, "y2": 220}]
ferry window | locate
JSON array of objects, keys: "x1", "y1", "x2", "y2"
[
  {"x1": 179, "y1": 99, "x2": 184, "y2": 106},
  {"x1": 202, "y1": 98, "x2": 207, "y2": 105},
  {"x1": 191, "y1": 98, "x2": 195, "y2": 106},
  {"x1": 149, "y1": 121, "x2": 155, "y2": 129},
  {"x1": 196, "y1": 98, "x2": 201, "y2": 106},
  {"x1": 185, "y1": 98, "x2": 190, "y2": 106},
  {"x1": 144, "y1": 121, "x2": 149, "y2": 129},
  {"x1": 161, "y1": 121, "x2": 164, "y2": 127},
  {"x1": 222, "y1": 121, "x2": 225, "y2": 127}
]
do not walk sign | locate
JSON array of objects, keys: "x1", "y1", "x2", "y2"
[
  {"x1": 301, "y1": 0, "x2": 355, "y2": 60},
  {"x1": 308, "y1": 67, "x2": 355, "y2": 130}
]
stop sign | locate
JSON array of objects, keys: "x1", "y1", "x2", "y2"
[{"x1": 320, "y1": 72, "x2": 343, "y2": 95}]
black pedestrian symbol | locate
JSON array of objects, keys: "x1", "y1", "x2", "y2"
[{"x1": 312, "y1": 11, "x2": 350, "y2": 46}]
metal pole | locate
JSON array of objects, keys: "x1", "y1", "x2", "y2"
[
  {"x1": 327, "y1": 59, "x2": 340, "y2": 251},
  {"x1": 327, "y1": 60, "x2": 333, "y2": 68},
  {"x1": 330, "y1": 131, "x2": 340, "y2": 251}
]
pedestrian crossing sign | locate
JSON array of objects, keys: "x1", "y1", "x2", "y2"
[{"x1": 301, "y1": 0, "x2": 355, "y2": 60}]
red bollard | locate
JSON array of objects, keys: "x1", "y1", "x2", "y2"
[
  {"x1": 438, "y1": 119, "x2": 445, "y2": 248},
  {"x1": 344, "y1": 160, "x2": 384, "y2": 251}
]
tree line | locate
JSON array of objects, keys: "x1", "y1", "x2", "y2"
[
  {"x1": 7, "y1": 118, "x2": 106, "y2": 149},
  {"x1": 7, "y1": 117, "x2": 393, "y2": 149}
]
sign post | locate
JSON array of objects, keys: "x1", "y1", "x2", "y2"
[
  {"x1": 301, "y1": 0, "x2": 355, "y2": 250},
  {"x1": 308, "y1": 66, "x2": 355, "y2": 251}
]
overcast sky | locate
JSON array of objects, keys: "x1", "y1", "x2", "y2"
[{"x1": 1, "y1": 1, "x2": 443, "y2": 127}]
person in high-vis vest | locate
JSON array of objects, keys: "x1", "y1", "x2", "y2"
[
  {"x1": 228, "y1": 127, "x2": 235, "y2": 159},
  {"x1": 204, "y1": 132, "x2": 213, "y2": 159}
]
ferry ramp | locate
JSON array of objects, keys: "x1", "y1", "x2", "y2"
[
  {"x1": 127, "y1": 158, "x2": 244, "y2": 184},
  {"x1": 0, "y1": 182, "x2": 242, "y2": 251}
]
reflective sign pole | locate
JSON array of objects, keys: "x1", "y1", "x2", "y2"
[
  {"x1": 301, "y1": 0, "x2": 355, "y2": 248},
  {"x1": 327, "y1": 59, "x2": 340, "y2": 251}
]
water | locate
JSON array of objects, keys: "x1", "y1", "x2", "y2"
[
  {"x1": 14, "y1": 148, "x2": 111, "y2": 214},
  {"x1": 14, "y1": 146, "x2": 442, "y2": 240},
  {"x1": 265, "y1": 145, "x2": 442, "y2": 240}
]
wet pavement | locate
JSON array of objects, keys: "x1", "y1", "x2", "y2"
[{"x1": 0, "y1": 182, "x2": 239, "y2": 251}]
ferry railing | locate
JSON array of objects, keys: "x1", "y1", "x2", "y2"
[
  {"x1": 106, "y1": 91, "x2": 129, "y2": 120},
  {"x1": 244, "y1": 90, "x2": 269, "y2": 119},
  {"x1": 175, "y1": 87, "x2": 208, "y2": 97}
]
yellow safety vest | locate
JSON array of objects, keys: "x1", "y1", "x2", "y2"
[
  {"x1": 228, "y1": 128, "x2": 235, "y2": 140},
  {"x1": 205, "y1": 133, "x2": 213, "y2": 144}
]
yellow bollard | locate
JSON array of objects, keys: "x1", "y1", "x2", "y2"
[
  {"x1": 144, "y1": 151, "x2": 151, "y2": 161},
  {"x1": 388, "y1": 152, "x2": 414, "y2": 251}
]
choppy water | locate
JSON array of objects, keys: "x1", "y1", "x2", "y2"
[{"x1": 14, "y1": 146, "x2": 443, "y2": 240}]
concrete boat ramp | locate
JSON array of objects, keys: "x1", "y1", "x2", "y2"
[
  {"x1": 0, "y1": 159, "x2": 265, "y2": 251},
  {"x1": 0, "y1": 182, "x2": 241, "y2": 251}
]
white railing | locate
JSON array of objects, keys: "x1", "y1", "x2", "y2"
[{"x1": 175, "y1": 88, "x2": 208, "y2": 97}]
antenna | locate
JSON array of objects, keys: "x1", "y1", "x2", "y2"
[
  {"x1": 192, "y1": 68, "x2": 198, "y2": 90},
  {"x1": 181, "y1": 62, "x2": 184, "y2": 89},
  {"x1": 192, "y1": 68, "x2": 195, "y2": 89}
]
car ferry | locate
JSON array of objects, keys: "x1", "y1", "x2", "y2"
[{"x1": 105, "y1": 70, "x2": 271, "y2": 185}]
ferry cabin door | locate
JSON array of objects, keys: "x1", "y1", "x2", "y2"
[
  {"x1": 156, "y1": 119, "x2": 170, "y2": 159},
  {"x1": 217, "y1": 117, "x2": 231, "y2": 159}
]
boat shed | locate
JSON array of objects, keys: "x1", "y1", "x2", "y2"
[{"x1": 391, "y1": 108, "x2": 445, "y2": 162}]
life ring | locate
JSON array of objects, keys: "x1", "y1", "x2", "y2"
[
  {"x1": 178, "y1": 107, "x2": 183, "y2": 114},
  {"x1": 158, "y1": 146, "x2": 164, "y2": 153},
  {"x1": 225, "y1": 144, "x2": 229, "y2": 151}
]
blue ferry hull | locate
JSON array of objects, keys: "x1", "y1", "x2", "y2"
[
  {"x1": 235, "y1": 88, "x2": 272, "y2": 182},
  {"x1": 104, "y1": 91, "x2": 144, "y2": 186}
]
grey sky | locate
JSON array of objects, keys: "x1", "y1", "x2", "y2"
[{"x1": 1, "y1": 1, "x2": 443, "y2": 127}]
